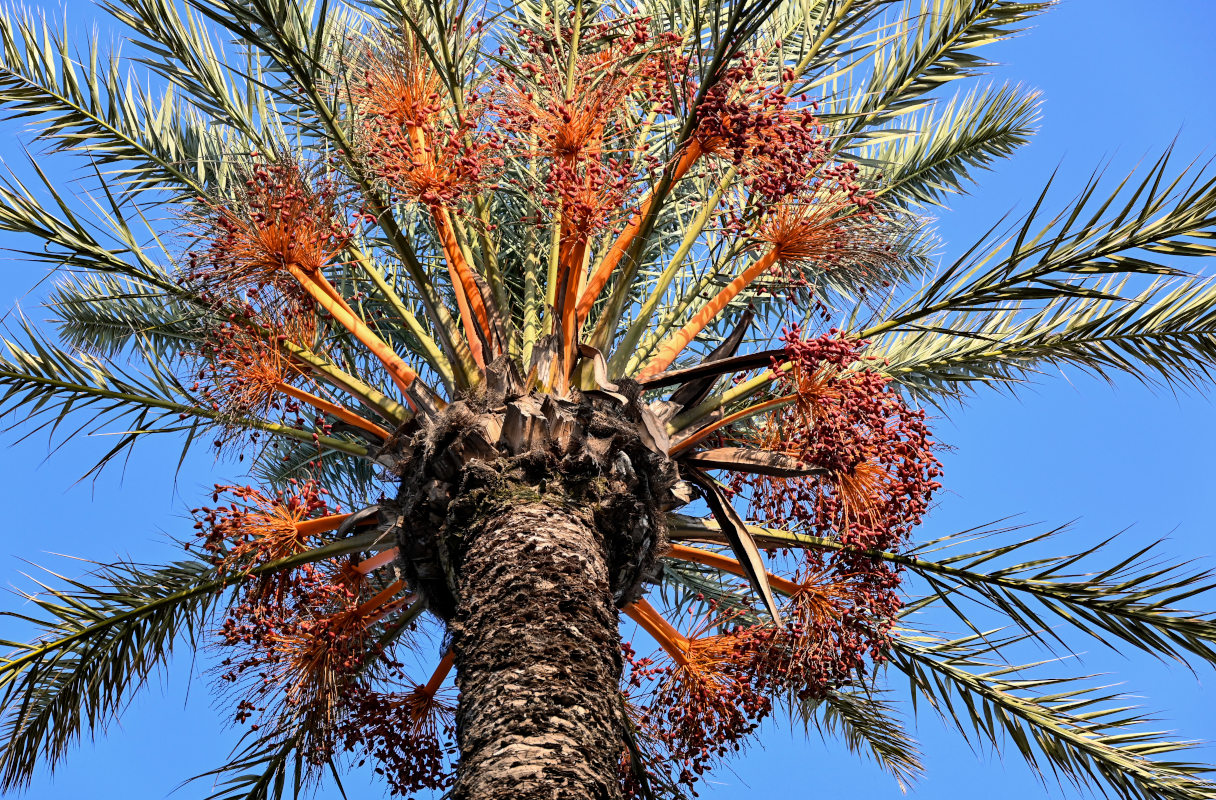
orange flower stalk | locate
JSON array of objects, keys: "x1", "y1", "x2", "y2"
[
  {"x1": 200, "y1": 329, "x2": 301, "y2": 418},
  {"x1": 423, "y1": 650, "x2": 456, "y2": 697},
  {"x1": 575, "y1": 141, "x2": 703, "y2": 325},
  {"x1": 191, "y1": 162, "x2": 349, "y2": 291},
  {"x1": 354, "y1": 578, "x2": 408, "y2": 619},
  {"x1": 625, "y1": 599, "x2": 690, "y2": 666},
  {"x1": 294, "y1": 512, "x2": 357, "y2": 539},
  {"x1": 667, "y1": 545, "x2": 855, "y2": 625},
  {"x1": 350, "y1": 35, "x2": 501, "y2": 371},
  {"x1": 576, "y1": 71, "x2": 828, "y2": 326},
  {"x1": 494, "y1": 25, "x2": 683, "y2": 384},
  {"x1": 431, "y1": 205, "x2": 492, "y2": 368},
  {"x1": 198, "y1": 486, "x2": 339, "y2": 569},
  {"x1": 196, "y1": 318, "x2": 393, "y2": 440},
  {"x1": 282, "y1": 261, "x2": 422, "y2": 399},
  {"x1": 636, "y1": 247, "x2": 779, "y2": 380},
  {"x1": 638, "y1": 201, "x2": 844, "y2": 380},
  {"x1": 192, "y1": 160, "x2": 424, "y2": 404},
  {"x1": 351, "y1": 546, "x2": 400, "y2": 575},
  {"x1": 631, "y1": 603, "x2": 771, "y2": 783},
  {"x1": 667, "y1": 544, "x2": 802, "y2": 597},
  {"x1": 277, "y1": 384, "x2": 392, "y2": 440},
  {"x1": 669, "y1": 393, "x2": 795, "y2": 454}
]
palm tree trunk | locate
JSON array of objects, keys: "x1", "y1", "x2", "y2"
[{"x1": 449, "y1": 499, "x2": 625, "y2": 800}]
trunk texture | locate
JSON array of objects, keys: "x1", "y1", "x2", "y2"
[
  {"x1": 449, "y1": 499, "x2": 624, "y2": 800},
  {"x1": 386, "y1": 378, "x2": 681, "y2": 798}
]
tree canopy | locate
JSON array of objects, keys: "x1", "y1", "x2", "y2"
[{"x1": 0, "y1": 0, "x2": 1215, "y2": 798}]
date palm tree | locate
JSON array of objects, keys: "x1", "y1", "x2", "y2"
[{"x1": 1, "y1": 1, "x2": 1215, "y2": 798}]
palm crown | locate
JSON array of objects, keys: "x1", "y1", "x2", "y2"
[{"x1": 1, "y1": 1, "x2": 1215, "y2": 798}]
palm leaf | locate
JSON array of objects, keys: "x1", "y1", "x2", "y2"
[
  {"x1": 862, "y1": 82, "x2": 1041, "y2": 209},
  {"x1": 193, "y1": 725, "x2": 330, "y2": 800},
  {"x1": 888, "y1": 631, "x2": 1216, "y2": 800},
  {"x1": 0, "y1": 533, "x2": 382, "y2": 791},
  {"x1": 251, "y1": 437, "x2": 382, "y2": 510},
  {"x1": 0, "y1": 158, "x2": 173, "y2": 289},
  {"x1": 102, "y1": 0, "x2": 284, "y2": 150},
  {"x1": 810, "y1": 686, "x2": 925, "y2": 788},
  {"x1": 863, "y1": 149, "x2": 1216, "y2": 340},
  {"x1": 49, "y1": 273, "x2": 207, "y2": 359},
  {"x1": 0, "y1": 321, "x2": 368, "y2": 474},
  {"x1": 873, "y1": 274, "x2": 1216, "y2": 398},
  {"x1": 825, "y1": 0, "x2": 1050, "y2": 141},
  {"x1": 0, "y1": 4, "x2": 238, "y2": 194},
  {"x1": 670, "y1": 515, "x2": 1216, "y2": 670},
  {"x1": 901, "y1": 525, "x2": 1216, "y2": 667}
]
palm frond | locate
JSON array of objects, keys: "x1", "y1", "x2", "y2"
[
  {"x1": 873, "y1": 274, "x2": 1216, "y2": 398},
  {"x1": 49, "y1": 273, "x2": 207, "y2": 359},
  {"x1": 670, "y1": 516, "x2": 1216, "y2": 670},
  {"x1": 862, "y1": 82, "x2": 1041, "y2": 209},
  {"x1": 102, "y1": 0, "x2": 284, "y2": 148},
  {"x1": 193, "y1": 724, "x2": 326, "y2": 800},
  {"x1": 810, "y1": 686, "x2": 925, "y2": 789},
  {"x1": 902, "y1": 524, "x2": 1216, "y2": 667},
  {"x1": 0, "y1": 158, "x2": 172, "y2": 289},
  {"x1": 863, "y1": 149, "x2": 1216, "y2": 340},
  {"x1": 251, "y1": 438, "x2": 383, "y2": 510},
  {"x1": 826, "y1": 0, "x2": 1050, "y2": 141},
  {"x1": 0, "y1": 5, "x2": 238, "y2": 194},
  {"x1": 0, "y1": 321, "x2": 368, "y2": 474},
  {"x1": 0, "y1": 557, "x2": 217, "y2": 790},
  {"x1": 888, "y1": 631, "x2": 1216, "y2": 800},
  {"x1": 0, "y1": 533, "x2": 382, "y2": 791}
]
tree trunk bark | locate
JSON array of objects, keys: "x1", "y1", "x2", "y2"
[{"x1": 449, "y1": 499, "x2": 625, "y2": 800}]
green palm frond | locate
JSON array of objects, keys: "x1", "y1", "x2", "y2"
[
  {"x1": 873, "y1": 274, "x2": 1216, "y2": 397},
  {"x1": 194, "y1": 724, "x2": 332, "y2": 800},
  {"x1": 811, "y1": 686, "x2": 924, "y2": 788},
  {"x1": 862, "y1": 82, "x2": 1041, "y2": 209},
  {"x1": 251, "y1": 438, "x2": 383, "y2": 509},
  {"x1": 825, "y1": 0, "x2": 1050, "y2": 141},
  {"x1": 49, "y1": 273, "x2": 207, "y2": 359},
  {"x1": 0, "y1": 159, "x2": 171, "y2": 289},
  {"x1": 0, "y1": 557, "x2": 217, "y2": 790},
  {"x1": 671, "y1": 150, "x2": 1216, "y2": 426},
  {"x1": 0, "y1": 321, "x2": 368, "y2": 472},
  {"x1": 102, "y1": 0, "x2": 283, "y2": 148},
  {"x1": 185, "y1": 0, "x2": 354, "y2": 93},
  {"x1": 864, "y1": 150, "x2": 1216, "y2": 339},
  {"x1": 670, "y1": 516, "x2": 1216, "y2": 670},
  {"x1": 901, "y1": 525, "x2": 1216, "y2": 667},
  {"x1": 667, "y1": 514, "x2": 1216, "y2": 797},
  {"x1": 888, "y1": 632, "x2": 1216, "y2": 800},
  {"x1": 0, "y1": 533, "x2": 382, "y2": 791},
  {"x1": 0, "y1": 5, "x2": 238, "y2": 194},
  {"x1": 775, "y1": 0, "x2": 903, "y2": 83}
]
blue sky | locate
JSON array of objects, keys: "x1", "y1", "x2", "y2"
[{"x1": 1, "y1": 0, "x2": 1214, "y2": 798}]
